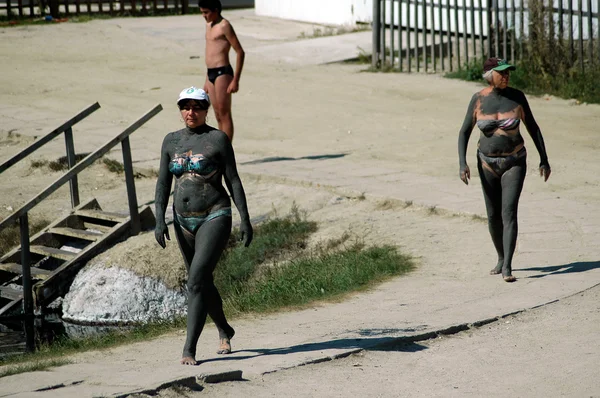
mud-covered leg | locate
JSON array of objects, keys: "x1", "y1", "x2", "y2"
[
  {"x1": 180, "y1": 216, "x2": 232, "y2": 364},
  {"x1": 199, "y1": 217, "x2": 236, "y2": 354},
  {"x1": 477, "y1": 158, "x2": 504, "y2": 276},
  {"x1": 172, "y1": 221, "x2": 198, "y2": 365},
  {"x1": 499, "y1": 159, "x2": 527, "y2": 282}
]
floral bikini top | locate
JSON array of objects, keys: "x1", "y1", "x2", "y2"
[
  {"x1": 477, "y1": 118, "x2": 520, "y2": 133},
  {"x1": 168, "y1": 153, "x2": 217, "y2": 178}
]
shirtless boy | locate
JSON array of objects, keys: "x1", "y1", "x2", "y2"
[{"x1": 199, "y1": 0, "x2": 245, "y2": 142}]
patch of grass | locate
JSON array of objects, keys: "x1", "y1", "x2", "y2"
[
  {"x1": 446, "y1": 56, "x2": 600, "y2": 104},
  {"x1": 44, "y1": 153, "x2": 90, "y2": 172},
  {"x1": 30, "y1": 159, "x2": 49, "y2": 169},
  {"x1": 471, "y1": 214, "x2": 487, "y2": 222},
  {"x1": 314, "y1": 231, "x2": 351, "y2": 252},
  {"x1": 223, "y1": 242, "x2": 414, "y2": 315},
  {"x1": 444, "y1": 57, "x2": 486, "y2": 82},
  {"x1": 427, "y1": 206, "x2": 439, "y2": 215},
  {"x1": 102, "y1": 158, "x2": 156, "y2": 179},
  {"x1": 102, "y1": 157, "x2": 124, "y2": 174},
  {"x1": 0, "y1": 217, "x2": 50, "y2": 257},
  {"x1": 215, "y1": 205, "x2": 318, "y2": 294},
  {"x1": 26, "y1": 154, "x2": 152, "y2": 178},
  {"x1": 375, "y1": 198, "x2": 413, "y2": 211},
  {"x1": 0, "y1": 207, "x2": 415, "y2": 370},
  {"x1": 0, "y1": 359, "x2": 71, "y2": 378}
]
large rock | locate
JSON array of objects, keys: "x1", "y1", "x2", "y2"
[
  {"x1": 62, "y1": 264, "x2": 187, "y2": 325},
  {"x1": 61, "y1": 229, "x2": 188, "y2": 325}
]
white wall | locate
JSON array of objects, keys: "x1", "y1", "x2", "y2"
[{"x1": 255, "y1": 0, "x2": 373, "y2": 26}]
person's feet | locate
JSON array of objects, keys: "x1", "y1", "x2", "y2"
[
  {"x1": 503, "y1": 275, "x2": 517, "y2": 282},
  {"x1": 217, "y1": 337, "x2": 232, "y2": 354},
  {"x1": 217, "y1": 327, "x2": 235, "y2": 354},
  {"x1": 489, "y1": 259, "x2": 503, "y2": 275},
  {"x1": 180, "y1": 356, "x2": 199, "y2": 365}
]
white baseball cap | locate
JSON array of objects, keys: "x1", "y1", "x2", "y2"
[{"x1": 177, "y1": 86, "x2": 210, "y2": 106}]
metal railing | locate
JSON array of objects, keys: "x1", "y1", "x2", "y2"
[
  {"x1": 0, "y1": 104, "x2": 163, "y2": 315},
  {"x1": 0, "y1": 102, "x2": 100, "y2": 208}
]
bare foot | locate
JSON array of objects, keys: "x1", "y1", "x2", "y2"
[
  {"x1": 217, "y1": 337, "x2": 232, "y2": 355},
  {"x1": 180, "y1": 356, "x2": 199, "y2": 365},
  {"x1": 503, "y1": 275, "x2": 517, "y2": 282},
  {"x1": 490, "y1": 260, "x2": 503, "y2": 275}
]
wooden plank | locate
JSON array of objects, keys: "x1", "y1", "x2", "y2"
[
  {"x1": 35, "y1": 218, "x2": 132, "y2": 307},
  {"x1": 82, "y1": 222, "x2": 112, "y2": 233},
  {"x1": 0, "y1": 286, "x2": 23, "y2": 301},
  {"x1": 0, "y1": 104, "x2": 162, "y2": 231},
  {"x1": 0, "y1": 198, "x2": 98, "y2": 264},
  {"x1": 76, "y1": 209, "x2": 128, "y2": 222},
  {"x1": 0, "y1": 263, "x2": 51, "y2": 279},
  {"x1": 0, "y1": 298, "x2": 21, "y2": 317},
  {"x1": 49, "y1": 227, "x2": 103, "y2": 241},
  {"x1": 30, "y1": 245, "x2": 77, "y2": 261}
]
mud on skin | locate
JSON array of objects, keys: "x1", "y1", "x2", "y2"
[
  {"x1": 458, "y1": 85, "x2": 550, "y2": 282},
  {"x1": 154, "y1": 123, "x2": 252, "y2": 364}
]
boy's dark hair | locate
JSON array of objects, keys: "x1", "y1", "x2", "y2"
[{"x1": 198, "y1": 0, "x2": 222, "y2": 12}]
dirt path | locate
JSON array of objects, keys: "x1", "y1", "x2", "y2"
[
  {"x1": 1, "y1": 9, "x2": 600, "y2": 398},
  {"x1": 157, "y1": 283, "x2": 600, "y2": 398}
]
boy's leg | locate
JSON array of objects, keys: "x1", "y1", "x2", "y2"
[{"x1": 209, "y1": 74, "x2": 234, "y2": 141}]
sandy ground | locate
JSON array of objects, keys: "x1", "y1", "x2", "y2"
[
  {"x1": 146, "y1": 284, "x2": 600, "y2": 398},
  {"x1": 1, "y1": 8, "x2": 600, "y2": 398}
]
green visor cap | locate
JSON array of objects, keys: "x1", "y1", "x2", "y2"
[{"x1": 494, "y1": 62, "x2": 516, "y2": 71}]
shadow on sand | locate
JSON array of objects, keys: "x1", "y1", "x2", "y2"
[
  {"x1": 240, "y1": 153, "x2": 347, "y2": 165},
  {"x1": 200, "y1": 328, "x2": 429, "y2": 364},
  {"x1": 518, "y1": 260, "x2": 600, "y2": 279}
]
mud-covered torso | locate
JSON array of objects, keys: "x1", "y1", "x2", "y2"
[
  {"x1": 474, "y1": 87, "x2": 525, "y2": 156},
  {"x1": 166, "y1": 126, "x2": 230, "y2": 215}
]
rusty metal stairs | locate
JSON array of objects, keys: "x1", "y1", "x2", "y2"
[{"x1": 0, "y1": 198, "x2": 155, "y2": 317}]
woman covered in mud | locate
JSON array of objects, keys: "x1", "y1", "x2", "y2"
[
  {"x1": 154, "y1": 86, "x2": 253, "y2": 365},
  {"x1": 457, "y1": 58, "x2": 551, "y2": 283}
]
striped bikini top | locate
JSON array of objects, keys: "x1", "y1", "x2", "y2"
[
  {"x1": 477, "y1": 118, "x2": 520, "y2": 133},
  {"x1": 169, "y1": 153, "x2": 217, "y2": 178}
]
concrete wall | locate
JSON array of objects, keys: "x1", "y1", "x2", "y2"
[{"x1": 255, "y1": 0, "x2": 373, "y2": 26}]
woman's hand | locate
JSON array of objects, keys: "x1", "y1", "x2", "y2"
[
  {"x1": 460, "y1": 165, "x2": 471, "y2": 185},
  {"x1": 155, "y1": 221, "x2": 170, "y2": 248},
  {"x1": 539, "y1": 164, "x2": 551, "y2": 182},
  {"x1": 239, "y1": 220, "x2": 253, "y2": 247}
]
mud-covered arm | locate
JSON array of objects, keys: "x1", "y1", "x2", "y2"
[
  {"x1": 154, "y1": 133, "x2": 174, "y2": 248},
  {"x1": 458, "y1": 94, "x2": 478, "y2": 168},
  {"x1": 221, "y1": 135, "x2": 253, "y2": 246},
  {"x1": 458, "y1": 94, "x2": 478, "y2": 185},
  {"x1": 519, "y1": 91, "x2": 550, "y2": 168}
]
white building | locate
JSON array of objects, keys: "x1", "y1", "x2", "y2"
[{"x1": 255, "y1": 0, "x2": 373, "y2": 26}]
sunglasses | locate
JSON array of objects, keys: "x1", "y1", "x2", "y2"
[{"x1": 179, "y1": 104, "x2": 208, "y2": 112}]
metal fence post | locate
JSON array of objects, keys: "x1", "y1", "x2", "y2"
[
  {"x1": 121, "y1": 137, "x2": 141, "y2": 235},
  {"x1": 373, "y1": 0, "x2": 382, "y2": 68},
  {"x1": 487, "y1": 0, "x2": 493, "y2": 57},
  {"x1": 64, "y1": 127, "x2": 80, "y2": 208}
]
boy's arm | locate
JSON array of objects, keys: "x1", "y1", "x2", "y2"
[{"x1": 224, "y1": 20, "x2": 245, "y2": 94}]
